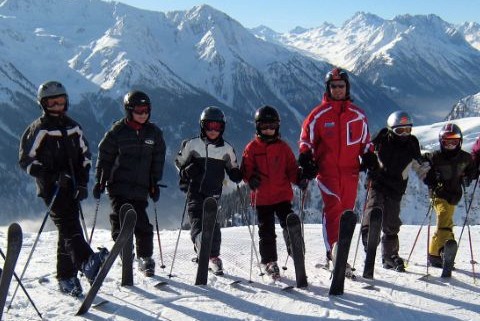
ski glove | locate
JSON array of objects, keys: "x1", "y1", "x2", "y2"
[
  {"x1": 181, "y1": 163, "x2": 200, "y2": 181},
  {"x1": 150, "y1": 185, "x2": 160, "y2": 202},
  {"x1": 361, "y1": 151, "x2": 380, "y2": 172},
  {"x1": 298, "y1": 151, "x2": 318, "y2": 180},
  {"x1": 75, "y1": 185, "x2": 88, "y2": 201},
  {"x1": 228, "y1": 167, "x2": 243, "y2": 183},
  {"x1": 92, "y1": 182, "x2": 105, "y2": 200},
  {"x1": 57, "y1": 172, "x2": 71, "y2": 188},
  {"x1": 248, "y1": 174, "x2": 261, "y2": 190},
  {"x1": 462, "y1": 176, "x2": 472, "y2": 188}
]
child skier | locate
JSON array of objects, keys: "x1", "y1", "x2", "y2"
[
  {"x1": 19, "y1": 81, "x2": 108, "y2": 297},
  {"x1": 361, "y1": 111, "x2": 430, "y2": 272},
  {"x1": 423, "y1": 123, "x2": 476, "y2": 269},
  {"x1": 241, "y1": 105, "x2": 306, "y2": 280},
  {"x1": 93, "y1": 90, "x2": 166, "y2": 277},
  {"x1": 175, "y1": 106, "x2": 242, "y2": 275}
]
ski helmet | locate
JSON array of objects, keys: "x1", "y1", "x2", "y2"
[
  {"x1": 200, "y1": 106, "x2": 225, "y2": 135},
  {"x1": 438, "y1": 123, "x2": 462, "y2": 152},
  {"x1": 37, "y1": 81, "x2": 69, "y2": 112},
  {"x1": 123, "y1": 91, "x2": 151, "y2": 120},
  {"x1": 254, "y1": 105, "x2": 280, "y2": 141},
  {"x1": 324, "y1": 67, "x2": 350, "y2": 100},
  {"x1": 387, "y1": 111, "x2": 413, "y2": 137}
]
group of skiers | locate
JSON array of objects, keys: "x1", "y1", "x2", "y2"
[{"x1": 16, "y1": 66, "x2": 479, "y2": 297}]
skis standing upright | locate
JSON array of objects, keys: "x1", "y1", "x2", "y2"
[
  {"x1": 77, "y1": 208, "x2": 137, "y2": 316},
  {"x1": 363, "y1": 208, "x2": 382, "y2": 279},
  {"x1": 329, "y1": 210, "x2": 356, "y2": 295},
  {"x1": 286, "y1": 213, "x2": 308, "y2": 288},
  {"x1": 0, "y1": 223, "x2": 22, "y2": 319},
  {"x1": 120, "y1": 203, "x2": 135, "y2": 286},
  {"x1": 194, "y1": 197, "x2": 218, "y2": 286}
]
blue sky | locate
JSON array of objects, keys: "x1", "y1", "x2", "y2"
[{"x1": 115, "y1": 0, "x2": 479, "y2": 32}]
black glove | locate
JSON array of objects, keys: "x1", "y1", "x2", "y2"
[
  {"x1": 367, "y1": 169, "x2": 381, "y2": 182},
  {"x1": 248, "y1": 174, "x2": 261, "y2": 190},
  {"x1": 424, "y1": 169, "x2": 440, "y2": 188},
  {"x1": 179, "y1": 177, "x2": 189, "y2": 193},
  {"x1": 462, "y1": 176, "x2": 472, "y2": 188},
  {"x1": 149, "y1": 185, "x2": 160, "y2": 202},
  {"x1": 57, "y1": 172, "x2": 71, "y2": 188},
  {"x1": 361, "y1": 152, "x2": 379, "y2": 172},
  {"x1": 92, "y1": 182, "x2": 105, "y2": 200},
  {"x1": 298, "y1": 151, "x2": 318, "y2": 180},
  {"x1": 228, "y1": 167, "x2": 243, "y2": 183},
  {"x1": 181, "y1": 163, "x2": 200, "y2": 181},
  {"x1": 75, "y1": 185, "x2": 88, "y2": 201},
  {"x1": 297, "y1": 178, "x2": 309, "y2": 191}
]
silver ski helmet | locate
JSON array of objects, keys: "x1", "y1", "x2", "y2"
[
  {"x1": 123, "y1": 90, "x2": 151, "y2": 120},
  {"x1": 387, "y1": 111, "x2": 413, "y2": 136},
  {"x1": 37, "y1": 81, "x2": 69, "y2": 112},
  {"x1": 254, "y1": 105, "x2": 280, "y2": 141},
  {"x1": 439, "y1": 123, "x2": 462, "y2": 151},
  {"x1": 325, "y1": 67, "x2": 350, "y2": 100}
]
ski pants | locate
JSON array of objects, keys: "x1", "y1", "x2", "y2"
[
  {"x1": 46, "y1": 187, "x2": 93, "y2": 280},
  {"x1": 109, "y1": 196, "x2": 154, "y2": 258},
  {"x1": 361, "y1": 188, "x2": 402, "y2": 259},
  {"x1": 256, "y1": 201, "x2": 292, "y2": 264},
  {"x1": 187, "y1": 191, "x2": 221, "y2": 257},
  {"x1": 429, "y1": 197, "x2": 455, "y2": 256},
  {"x1": 318, "y1": 173, "x2": 359, "y2": 252}
]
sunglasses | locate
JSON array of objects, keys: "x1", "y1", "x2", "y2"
[
  {"x1": 330, "y1": 84, "x2": 346, "y2": 89},
  {"x1": 258, "y1": 122, "x2": 279, "y2": 130},
  {"x1": 204, "y1": 121, "x2": 224, "y2": 132},
  {"x1": 46, "y1": 96, "x2": 67, "y2": 108},
  {"x1": 441, "y1": 138, "x2": 460, "y2": 150},
  {"x1": 392, "y1": 126, "x2": 412, "y2": 136},
  {"x1": 132, "y1": 105, "x2": 150, "y2": 115}
]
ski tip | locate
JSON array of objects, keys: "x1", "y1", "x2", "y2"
[
  {"x1": 281, "y1": 285, "x2": 294, "y2": 291},
  {"x1": 154, "y1": 281, "x2": 168, "y2": 288}
]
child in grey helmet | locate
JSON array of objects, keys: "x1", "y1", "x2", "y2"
[{"x1": 175, "y1": 106, "x2": 242, "y2": 275}]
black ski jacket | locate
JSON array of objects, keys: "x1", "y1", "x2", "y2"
[
  {"x1": 96, "y1": 119, "x2": 166, "y2": 201},
  {"x1": 19, "y1": 113, "x2": 91, "y2": 198}
]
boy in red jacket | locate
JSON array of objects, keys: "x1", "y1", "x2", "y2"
[{"x1": 241, "y1": 105, "x2": 305, "y2": 280}]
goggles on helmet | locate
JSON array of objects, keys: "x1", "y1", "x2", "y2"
[
  {"x1": 392, "y1": 126, "x2": 412, "y2": 136},
  {"x1": 258, "y1": 122, "x2": 279, "y2": 131},
  {"x1": 132, "y1": 105, "x2": 151, "y2": 115},
  {"x1": 441, "y1": 138, "x2": 461, "y2": 150},
  {"x1": 204, "y1": 121, "x2": 224, "y2": 132}
]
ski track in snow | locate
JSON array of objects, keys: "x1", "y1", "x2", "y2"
[{"x1": 0, "y1": 224, "x2": 479, "y2": 321}]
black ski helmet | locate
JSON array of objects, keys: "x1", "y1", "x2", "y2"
[
  {"x1": 37, "y1": 80, "x2": 69, "y2": 112},
  {"x1": 200, "y1": 106, "x2": 225, "y2": 135},
  {"x1": 324, "y1": 67, "x2": 350, "y2": 100},
  {"x1": 123, "y1": 90, "x2": 151, "y2": 120},
  {"x1": 254, "y1": 105, "x2": 280, "y2": 141},
  {"x1": 438, "y1": 123, "x2": 463, "y2": 152}
]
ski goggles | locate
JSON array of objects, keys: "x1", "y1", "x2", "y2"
[
  {"x1": 441, "y1": 138, "x2": 461, "y2": 150},
  {"x1": 46, "y1": 95, "x2": 67, "y2": 108},
  {"x1": 392, "y1": 126, "x2": 412, "y2": 136},
  {"x1": 204, "y1": 121, "x2": 224, "y2": 132},
  {"x1": 258, "y1": 122, "x2": 279, "y2": 130},
  {"x1": 330, "y1": 83, "x2": 346, "y2": 89},
  {"x1": 132, "y1": 105, "x2": 151, "y2": 115}
]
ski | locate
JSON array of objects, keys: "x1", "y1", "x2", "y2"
[
  {"x1": 194, "y1": 197, "x2": 218, "y2": 285},
  {"x1": 0, "y1": 223, "x2": 23, "y2": 318},
  {"x1": 120, "y1": 203, "x2": 135, "y2": 286},
  {"x1": 329, "y1": 210, "x2": 357, "y2": 295},
  {"x1": 363, "y1": 207, "x2": 382, "y2": 279},
  {"x1": 77, "y1": 208, "x2": 137, "y2": 316},
  {"x1": 441, "y1": 239, "x2": 457, "y2": 278},
  {"x1": 286, "y1": 213, "x2": 308, "y2": 288}
]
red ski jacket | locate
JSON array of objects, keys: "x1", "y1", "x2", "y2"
[
  {"x1": 241, "y1": 137, "x2": 298, "y2": 206},
  {"x1": 299, "y1": 94, "x2": 371, "y2": 178}
]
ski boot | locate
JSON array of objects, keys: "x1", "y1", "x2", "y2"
[
  {"x1": 382, "y1": 255, "x2": 405, "y2": 272},
  {"x1": 58, "y1": 276, "x2": 83, "y2": 297},
  {"x1": 265, "y1": 261, "x2": 281, "y2": 281},
  {"x1": 209, "y1": 256, "x2": 224, "y2": 276},
  {"x1": 331, "y1": 242, "x2": 356, "y2": 279},
  {"x1": 82, "y1": 247, "x2": 109, "y2": 284},
  {"x1": 427, "y1": 254, "x2": 443, "y2": 268},
  {"x1": 138, "y1": 257, "x2": 155, "y2": 277}
]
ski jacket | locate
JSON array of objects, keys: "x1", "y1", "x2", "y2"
[
  {"x1": 96, "y1": 119, "x2": 166, "y2": 201},
  {"x1": 19, "y1": 114, "x2": 91, "y2": 198},
  {"x1": 241, "y1": 137, "x2": 298, "y2": 206},
  {"x1": 470, "y1": 135, "x2": 480, "y2": 170},
  {"x1": 423, "y1": 149, "x2": 476, "y2": 205},
  {"x1": 175, "y1": 136, "x2": 239, "y2": 197},
  {"x1": 299, "y1": 94, "x2": 371, "y2": 178},
  {"x1": 369, "y1": 128, "x2": 423, "y2": 200}
]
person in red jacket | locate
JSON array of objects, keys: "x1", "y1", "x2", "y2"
[
  {"x1": 241, "y1": 105, "x2": 305, "y2": 280},
  {"x1": 298, "y1": 68, "x2": 378, "y2": 271}
]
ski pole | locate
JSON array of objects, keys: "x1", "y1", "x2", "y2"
[
  {"x1": 352, "y1": 180, "x2": 371, "y2": 271},
  {"x1": 88, "y1": 198, "x2": 100, "y2": 245},
  {"x1": 154, "y1": 200, "x2": 166, "y2": 269},
  {"x1": 458, "y1": 179, "x2": 478, "y2": 248},
  {"x1": 77, "y1": 201, "x2": 89, "y2": 242},
  {"x1": 425, "y1": 207, "x2": 432, "y2": 278},
  {"x1": 0, "y1": 249, "x2": 42, "y2": 319},
  {"x1": 168, "y1": 186, "x2": 190, "y2": 278},
  {"x1": 405, "y1": 198, "x2": 433, "y2": 267},
  {"x1": 461, "y1": 184, "x2": 477, "y2": 284},
  {"x1": 7, "y1": 185, "x2": 60, "y2": 312}
]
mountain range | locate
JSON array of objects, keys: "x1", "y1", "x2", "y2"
[{"x1": 0, "y1": 0, "x2": 479, "y2": 224}]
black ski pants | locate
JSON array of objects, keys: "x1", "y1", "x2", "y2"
[
  {"x1": 109, "y1": 196, "x2": 153, "y2": 258},
  {"x1": 361, "y1": 188, "x2": 402, "y2": 259},
  {"x1": 256, "y1": 201, "x2": 292, "y2": 264},
  {"x1": 187, "y1": 191, "x2": 221, "y2": 258},
  {"x1": 46, "y1": 187, "x2": 93, "y2": 280}
]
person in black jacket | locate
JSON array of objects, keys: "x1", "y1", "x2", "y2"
[
  {"x1": 19, "y1": 81, "x2": 108, "y2": 297},
  {"x1": 361, "y1": 111, "x2": 430, "y2": 272},
  {"x1": 423, "y1": 123, "x2": 476, "y2": 268},
  {"x1": 175, "y1": 106, "x2": 242, "y2": 275},
  {"x1": 94, "y1": 91, "x2": 166, "y2": 277}
]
